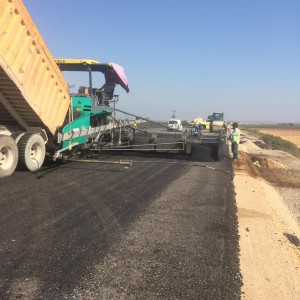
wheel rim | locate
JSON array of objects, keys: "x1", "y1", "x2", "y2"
[
  {"x1": 0, "y1": 145, "x2": 15, "y2": 171},
  {"x1": 30, "y1": 142, "x2": 43, "y2": 163}
]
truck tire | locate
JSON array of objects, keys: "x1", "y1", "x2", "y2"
[
  {"x1": 17, "y1": 133, "x2": 46, "y2": 171},
  {"x1": 0, "y1": 135, "x2": 18, "y2": 178}
]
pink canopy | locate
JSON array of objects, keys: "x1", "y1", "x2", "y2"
[{"x1": 105, "y1": 63, "x2": 130, "y2": 93}]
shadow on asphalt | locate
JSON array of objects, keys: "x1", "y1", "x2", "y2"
[{"x1": 31, "y1": 143, "x2": 220, "y2": 180}]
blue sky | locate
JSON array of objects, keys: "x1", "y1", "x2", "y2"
[{"x1": 23, "y1": 0, "x2": 300, "y2": 123}]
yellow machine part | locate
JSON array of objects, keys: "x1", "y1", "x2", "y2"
[{"x1": 0, "y1": 0, "x2": 70, "y2": 135}]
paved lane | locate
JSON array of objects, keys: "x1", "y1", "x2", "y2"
[{"x1": 0, "y1": 149, "x2": 241, "y2": 299}]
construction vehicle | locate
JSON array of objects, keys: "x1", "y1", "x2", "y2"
[
  {"x1": 209, "y1": 112, "x2": 226, "y2": 132},
  {"x1": 0, "y1": 0, "x2": 139, "y2": 178},
  {"x1": 192, "y1": 117, "x2": 203, "y2": 128},
  {"x1": 199, "y1": 115, "x2": 212, "y2": 130},
  {"x1": 52, "y1": 59, "x2": 142, "y2": 158}
]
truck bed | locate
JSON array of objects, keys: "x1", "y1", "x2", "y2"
[{"x1": 0, "y1": 0, "x2": 70, "y2": 135}]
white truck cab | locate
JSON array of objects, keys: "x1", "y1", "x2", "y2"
[{"x1": 167, "y1": 119, "x2": 183, "y2": 131}]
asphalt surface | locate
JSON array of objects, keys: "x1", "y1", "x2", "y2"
[{"x1": 0, "y1": 144, "x2": 241, "y2": 299}]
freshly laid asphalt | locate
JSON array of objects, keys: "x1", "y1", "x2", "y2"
[{"x1": 0, "y1": 145, "x2": 241, "y2": 299}]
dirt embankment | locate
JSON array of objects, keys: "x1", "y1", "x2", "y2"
[{"x1": 233, "y1": 135, "x2": 300, "y2": 300}]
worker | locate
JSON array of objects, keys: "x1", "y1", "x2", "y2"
[
  {"x1": 98, "y1": 69, "x2": 118, "y2": 106},
  {"x1": 229, "y1": 122, "x2": 240, "y2": 160},
  {"x1": 96, "y1": 80, "x2": 116, "y2": 106}
]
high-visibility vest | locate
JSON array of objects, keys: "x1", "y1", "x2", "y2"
[{"x1": 232, "y1": 128, "x2": 240, "y2": 143}]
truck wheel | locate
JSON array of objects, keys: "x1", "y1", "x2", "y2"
[
  {"x1": 17, "y1": 133, "x2": 46, "y2": 171},
  {"x1": 200, "y1": 124, "x2": 206, "y2": 130},
  {"x1": 0, "y1": 135, "x2": 18, "y2": 178}
]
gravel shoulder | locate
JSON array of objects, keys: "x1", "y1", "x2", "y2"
[{"x1": 234, "y1": 135, "x2": 300, "y2": 300}]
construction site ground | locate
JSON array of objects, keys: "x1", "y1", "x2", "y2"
[
  {"x1": 235, "y1": 134, "x2": 300, "y2": 300},
  {"x1": 0, "y1": 130, "x2": 300, "y2": 299}
]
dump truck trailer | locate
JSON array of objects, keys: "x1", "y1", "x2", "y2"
[
  {"x1": 0, "y1": 0, "x2": 71, "y2": 177},
  {"x1": 0, "y1": 0, "x2": 70, "y2": 136}
]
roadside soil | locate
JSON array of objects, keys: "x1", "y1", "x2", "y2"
[{"x1": 233, "y1": 134, "x2": 300, "y2": 300}]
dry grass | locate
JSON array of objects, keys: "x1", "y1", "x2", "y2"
[
  {"x1": 242, "y1": 128, "x2": 300, "y2": 158},
  {"x1": 258, "y1": 129, "x2": 300, "y2": 147}
]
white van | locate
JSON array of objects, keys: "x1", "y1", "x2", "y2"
[{"x1": 167, "y1": 119, "x2": 183, "y2": 131}]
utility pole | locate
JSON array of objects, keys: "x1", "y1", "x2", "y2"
[
  {"x1": 67, "y1": 84, "x2": 75, "y2": 93},
  {"x1": 172, "y1": 110, "x2": 176, "y2": 119}
]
